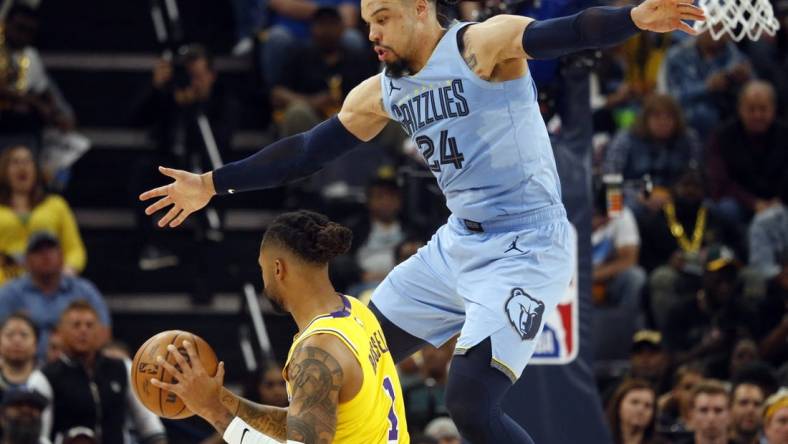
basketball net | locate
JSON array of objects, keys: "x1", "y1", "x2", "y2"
[{"x1": 693, "y1": 0, "x2": 781, "y2": 41}]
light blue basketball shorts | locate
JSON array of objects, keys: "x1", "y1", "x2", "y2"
[{"x1": 371, "y1": 204, "x2": 575, "y2": 382}]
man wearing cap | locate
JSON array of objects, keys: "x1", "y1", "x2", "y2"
[
  {"x1": 0, "y1": 233, "x2": 110, "y2": 362},
  {"x1": 630, "y1": 330, "x2": 673, "y2": 394},
  {"x1": 663, "y1": 245, "x2": 758, "y2": 372},
  {"x1": 0, "y1": 387, "x2": 48, "y2": 444}
]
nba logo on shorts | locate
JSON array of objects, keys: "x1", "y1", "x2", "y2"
[{"x1": 531, "y1": 225, "x2": 579, "y2": 365}]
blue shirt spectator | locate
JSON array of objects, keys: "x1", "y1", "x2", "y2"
[
  {"x1": 663, "y1": 32, "x2": 752, "y2": 138},
  {"x1": 0, "y1": 233, "x2": 111, "y2": 362},
  {"x1": 270, "y1": 0, "x2": 357, "y2": 39},
  {"x1": 603, "y1": 94, "x2": 701, "y2": 213}
]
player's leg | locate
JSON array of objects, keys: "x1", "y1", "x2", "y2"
[
  {"x1": 446, "y1": 218, "x2": 576, "y2": 443},
  {"x1": 368, "y1": 302, "x2": 428, "y2": 362},
  {"x1": 445, "y1": 338, "x2": 535, "y2": 444},
  {"x1": 369, "y1": 224, "x2": 464, "y2": 363}
]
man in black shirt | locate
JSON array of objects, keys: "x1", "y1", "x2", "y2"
[
  {"x1": 271, "y1": 7, "x2": 376, "y2": 136},
  {"x1": 41, "y1": 301, "x2": 166, "y2": 444}
]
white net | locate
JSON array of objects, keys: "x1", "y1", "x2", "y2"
[{"x1": 693, "y1": 0, "x2": 781, "y2": 41}]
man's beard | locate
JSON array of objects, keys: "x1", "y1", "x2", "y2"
[
  {"x1": 262, "y1": 287, "x2": 288, "y2": 315},
  {"x1": 385, "y1": 59, "x2": 411, "y2": 79}
]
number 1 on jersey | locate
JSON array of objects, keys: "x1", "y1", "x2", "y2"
[{"x1": 382, "y1": 377, "x2": 399, "y2": 442}]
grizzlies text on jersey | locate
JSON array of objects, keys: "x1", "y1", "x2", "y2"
[{"x1": 381, "y1": 21, "x2": 563, "y2": 223}]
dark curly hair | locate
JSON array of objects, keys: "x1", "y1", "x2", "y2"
[{"x1": 262, "y1": 210, "x2": 352, "y2": 264}]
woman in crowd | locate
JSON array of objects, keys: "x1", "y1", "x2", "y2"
[
  {"x1": 0, "y1": 145, "x2": 85, "y2": 284},
  {"x1": 0, "y1": 312, "x2": 53, "y2": 442},
  {"x1": 763, "y1": 388, "x2": 788, "y2": 444},
  {"x1": 603, "y1": 94, "x2": 702, "y2": 214},
  {"x1": 607, "y1": 378, "x2": 666, "y2": 444}
]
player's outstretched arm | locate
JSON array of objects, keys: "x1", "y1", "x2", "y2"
[
  {"x1": 465, "y1": 0, "x2": 705, "y2": 67},
  {"x1": 138, "y1": 75, "x2": 389, "y2": 228}
]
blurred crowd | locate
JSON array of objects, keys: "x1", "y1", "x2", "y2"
[{"x1": 0, "y1": 0, "x2": 787, "y2": 442}]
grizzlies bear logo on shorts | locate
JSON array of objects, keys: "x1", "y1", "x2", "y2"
[{"x1": 505, "y1": 288, "x2": 545, "y2": 340}]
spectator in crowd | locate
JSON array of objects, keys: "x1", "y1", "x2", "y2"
[
  {"x1": 755, "y1": 271, "x2": 788, "y2": 370},
  {"x1": 402, "y1": 339, "x2": 455, "y2": 434},
  {"x1": 681, "y1": 380, "x2": 733, "y2": 444},
  {"x1": 0, "y1": 4, "x2": 75, "y2": 150},
  {"x1": 763, "y1": 389, "x2": 788, "y2": 444},
  {"x1": 602, "y1": 94, "x2": 701, "y2": 214},
  {"x1": 132, "y1": 44, "x2": 237, "y2": 271},
  {"x1": 748, "y1": 177, "x2": 788, "y2": 283},
  {"x1": 629, "y1": 330, "x2": 673, "y2": 396},
  {"x1": 728, "y1": 381, "x2": 765, "y2": 444},
  {"x1": 43, "y1": 332, "x2": 61, "y2": 366},
  {"x1": 271, "y1": 7, "x2": 376, "y2": 137},
  {"x1": 591, "y1": 179, "x2": 646, "y2": 322},
  {"x1": 0, "y1": 388, "x2": 48, "y2": 444},
  {"x1": 657, "y1": 364, "x2": 704, "y2": 436},
  {"x1": 242, "y1": 361, "x2": 288, "y2": 408},
  {"x1": 663, "y1": 245, "x2": 757, "y2": 371},
  {"x1": 707, "y1": 81, "x2": 788, "y2": 223},
  {"x1": 663, "y1": 29, "x2": 751, "y2": 138},
  {"x1": 0, "y1": 233, "x2": 109, "y2": 361},
  {"x1": 0, "y1": 313, "x2": 51, "y2": 442},
  {"x1": 348, "y1": 177, "x2": 410, "y2": 286},
  {"x1": 423, "y1": 417, "x2": 460, "y2": 444},
  {"x1": 639, "y1": 170, "x2": 741, "y2": 329},
  {"x1": 41, "y1": 301, "x2": 166, "y2": 444},
  {"x1": 727, "y1": 339, "x2": 759, "y2": 382},
  {"x1": 260, "y1": 0, "x2": 364, "y2": 88},
  {"x1": 607, "y1": 378, "x2": 666, "y2": 444},
  {"x1": 0, "y1": 145, "x2": 85, "y2": 284}
]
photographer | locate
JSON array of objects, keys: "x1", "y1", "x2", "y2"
[{"x1": 130, "y1": 44, "x2": 237, "y2": 270}]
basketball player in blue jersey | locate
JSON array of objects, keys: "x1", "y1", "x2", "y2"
[{"x1": 141, "y1": 0, "x2": 704, "y2": 441}]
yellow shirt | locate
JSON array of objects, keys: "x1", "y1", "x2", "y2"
[
  {"x1": 285, "y1": 295, "x2": 410, "y2": 444},
  {"x1": 0, "y1": 195, "x2": 86, "y2": 284}
]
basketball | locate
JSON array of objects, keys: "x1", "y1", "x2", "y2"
[{"x1": 130, "y1": 330, "x2": 218, "y2": 419}]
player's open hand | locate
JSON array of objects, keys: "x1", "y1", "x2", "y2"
[
  {"x1": 151, "y1": 340, "x2": 226, "y2": 419},
  {"x1": 139, "y1": 167, "x2": 215, "y2": 228},
  {"x1": 631, "y1": 0, "x2": 706, "y2": 35}
]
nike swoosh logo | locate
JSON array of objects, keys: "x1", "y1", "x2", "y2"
[{"x1": 241, "y1": 428, "x2": 249, "y2": 443}]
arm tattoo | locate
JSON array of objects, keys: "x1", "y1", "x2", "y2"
[
  {"x1": 209, "y1": 408, "x2": 236, "y2": 435},
  {"x1": 286, "y1": 344, "x2": 343, "y2": 444},
  {"x1": 220, "y1": 388, "x2": 288, "y2": 439},
  {"x1": 464, "y1": 52, "x2": 478, "y2": 69}
]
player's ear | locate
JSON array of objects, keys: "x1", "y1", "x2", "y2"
[{"x1": 274, "y1": 258, "x2": 285, "y2": 280}]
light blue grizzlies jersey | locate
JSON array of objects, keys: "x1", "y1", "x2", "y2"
[{"x1": 380, "y1": 21, "x2": 563, "y2": 223}]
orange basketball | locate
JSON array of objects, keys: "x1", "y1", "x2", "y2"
[{"x1": 130, "y1": 330, "x2": 218, "y2": 419}]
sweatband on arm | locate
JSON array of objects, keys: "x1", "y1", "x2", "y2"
[
  {"x1": 212, "y1": 116, "x2": 363, "y2": 195},
  {"x1": 522, "y1": 6, "x2": 640, "y2": 60},
  {"x1": 223, "y1": 417, "x2": 304, "y2": 444}
]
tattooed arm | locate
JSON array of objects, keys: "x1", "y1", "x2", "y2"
[
  {"x1": 285, "y1": 334, "x2": 362, "y2": 444},
  {"x1": 219, "y1": 388, "x2": 288, "y2": 440}
]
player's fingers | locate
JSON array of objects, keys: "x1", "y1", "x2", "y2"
[
  {"x1": 150, "y1": 378, "x2": 179, "y2": 394},
  {"x1": 158, "y1": 205, "x2": 182, "y2": 228},
  {"x1": 678, "y1": 20, "x2": 699, "y2": 34},
  {"x1": 144, "y1": 196, "x2": 173, "y2": 216},
  {"x1": 139, "y1": 185, "x2": 170, "y2": 202},
  {"x1": 159, "y1": 166, "x2": 185, "y2": 180},
  {"x1": 156, "y1": 355, "x2": 184, "y2": 379},
  {"x1": 679, "y1": 6, "x2": 706, "y2": 21},
  {"x1": 214, "y1": 362, "x2": 226, "y2": 384},
  {"x1": 169, "y1": 208, "x2": 192, "y2": 228},
  {"x1": 678, "y1": 3, "x2": 704, "y2": 14},
  {"x1": 166, "y1": 344, "x2": 194, "y2": 376},
  {"x1": 181, "y1": 341, "x2": 203, "y2": 375}
]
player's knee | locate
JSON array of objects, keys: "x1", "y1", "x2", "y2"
[{"x1": 445, "y1": 378, "x2": 491, "y2": 438}]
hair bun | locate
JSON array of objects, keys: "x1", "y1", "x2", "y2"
[{"x1": 315, "y1": 222, "x2": 353, "y2": 262}]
